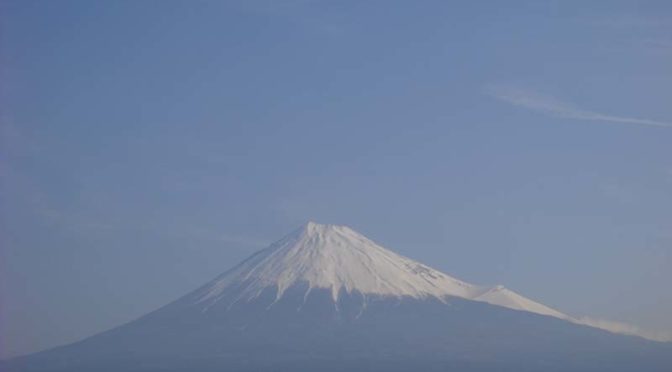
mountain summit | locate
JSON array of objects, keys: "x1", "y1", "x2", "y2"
[
  {"x1": 196, "y1": 221, "x2": 475, "y2": 304},
  {"x1": 5, "y1": 222, "x2": 671, "y2": 372},
  {"x1": 193, "y1": 222, "x2": 564, "y2": 318}
]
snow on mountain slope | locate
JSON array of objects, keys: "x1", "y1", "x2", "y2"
[
  {"x1": 470, "y1": 285, "x2": 567, "y2": 319},
  {"x1": 195, "y1": 222, "x2": 567, "y2": 321},
  {"x1": 197, "y1": 222, "x2": 474, "y2": 304}
]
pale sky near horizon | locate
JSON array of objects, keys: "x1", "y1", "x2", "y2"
[{"x1": 1, "y1": 0, "x2": 671, "y2": 358}]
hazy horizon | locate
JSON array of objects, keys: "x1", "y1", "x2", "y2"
[{"x1": 1, "y1": 0, "x2": 671, "y2": 360}]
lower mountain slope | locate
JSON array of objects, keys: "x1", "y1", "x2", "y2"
[{"x1": 5, "y1": 287, "x2": 672, "y2": 372}]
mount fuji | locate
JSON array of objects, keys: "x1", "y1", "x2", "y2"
[{"x1": 3, "y1": 222, "x2": 671, "y2": 372}]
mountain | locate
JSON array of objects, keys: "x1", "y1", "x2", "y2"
[{"x1": 3, "y1": 222, "x2": 671, "y2": 372}]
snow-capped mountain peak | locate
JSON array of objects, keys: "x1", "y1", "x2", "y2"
[
  {"x1": 194, "y1": 222, "x2": 567, "y2": 322},
  {"x1": 197, "y1": 222, "x2": 475, "y2": 304}
]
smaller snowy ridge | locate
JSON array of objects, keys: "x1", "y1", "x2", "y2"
[
  {"x1": 195, "y1": 222, "x2": 566, "y2": 320},
  {"x1": 470, "y1": 285, "x2": 567, "y2": 319}
]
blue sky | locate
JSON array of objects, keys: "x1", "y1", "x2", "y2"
[{"x1": 1, "y1": 0, "x2": 671, "y2": 358}]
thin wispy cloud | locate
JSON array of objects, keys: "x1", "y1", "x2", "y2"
[{"x1": 487, "y1": 85, "x2": 672, "y2": 128}]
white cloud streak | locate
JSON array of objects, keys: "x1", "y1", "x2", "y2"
[{"x1": 487, "y1": 85, "x2": 672, "y2": 128}]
